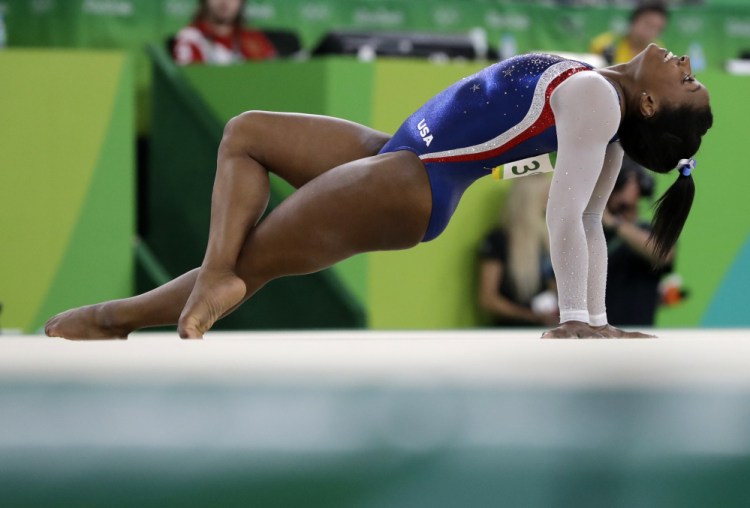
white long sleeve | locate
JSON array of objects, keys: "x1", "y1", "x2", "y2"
[
  {"x1": 546, "y1": 71, "x2": 622, "y2": 325},
  {"x1": 582, "y1": 142, "x2": 623, "y2": 325}
]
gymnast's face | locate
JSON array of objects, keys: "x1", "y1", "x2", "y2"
[{"x1": 629, "y1": 43, "x2": 710, "y2": 118}]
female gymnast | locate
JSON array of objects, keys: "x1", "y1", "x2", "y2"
[{"x1": 45, "y1": 43, "x2": 712, "y2": 339}]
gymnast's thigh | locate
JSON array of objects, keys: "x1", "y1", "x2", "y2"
[
  {"x1": 235, "y1": 150, "x2": 432, "y2": 281},
  {"x1": 228, "y1": 111, "x2": 391, "y2": 188}
]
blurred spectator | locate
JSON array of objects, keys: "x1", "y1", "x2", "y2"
[
  {"x1": 173, "y1": 0, "x2": 276, "y2": 65},
  {"x1": 590, "y1": 2, "x2": 669, "y2": 65},
  {"x1": 603, "y1": 161, "x2": 674, "y2": 327},
  {"x1": 477, "y1": 176, "x2": 558, "y2": 327}
]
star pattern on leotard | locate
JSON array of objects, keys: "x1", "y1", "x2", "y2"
[
  {"x1": 502, "y1": 67, "x2": 515, "y2": 77},
  {"x1": 471, "y1": 83, "x2": 481, "y2": 92}
]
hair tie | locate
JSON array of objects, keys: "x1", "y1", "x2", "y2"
[{"x1": 677, "y1": 158, "x2": 696, "y2": 177}]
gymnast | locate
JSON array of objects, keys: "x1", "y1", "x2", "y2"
[{"x1": 45, "y1": 43, "x2": 712, "y2": 339}]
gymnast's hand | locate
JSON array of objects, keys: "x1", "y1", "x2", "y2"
[
  {"x1": 590, "y1": 324, "x2": 656, "y2": 339},
  {"x1": 541, "y1": 321, "x2": 656, "y2": 339},
  {"x1": 541, "y1": 321, "x2": 605, "y2": 339}
]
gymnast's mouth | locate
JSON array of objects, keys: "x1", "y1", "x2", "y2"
[{"x1": 662, "y1": 48, "x2": 676, "y2": 63}]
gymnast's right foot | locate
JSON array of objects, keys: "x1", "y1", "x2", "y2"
[
  {"x1": 178, "y1": 269, "x2": 246, "y2": 339},
  {"x1": 45, "y1": 302, "x2": 131, "y2": 340}
]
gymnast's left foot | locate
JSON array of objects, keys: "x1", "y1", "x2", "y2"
[
  {"x1": 178, "y1": 268, "x2": 246, "y2": 339},
  {"x1": 45, "y1": 302, "x2": 131, "y2": 340}
]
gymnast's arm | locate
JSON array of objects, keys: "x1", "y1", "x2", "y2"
[{"x1": 546, "y1": 72, "x2": 621, "y2": 328}]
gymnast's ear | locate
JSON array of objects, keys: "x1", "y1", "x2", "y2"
[{"x1": 639, "y1": 92, "x2": 657, "y2": 118}]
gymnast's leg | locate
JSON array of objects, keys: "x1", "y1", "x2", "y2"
[
  {"x1": 181, "y1": 150, "x2": 433, "y2": 338},
  {"x1": 45, "y1": 112, "x2": 390, "y2": 339},
  {"x1": 46, "y1": 151, "x2": 430, "y2": 339},
  {"x1": 180, "y1": 111, "x2": 389, "y2": 337}
]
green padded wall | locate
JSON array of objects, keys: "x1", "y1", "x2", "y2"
[{"x1": 0, "y1": 50, "x2": 134, "y2": 333}]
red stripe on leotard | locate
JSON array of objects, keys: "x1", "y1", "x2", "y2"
[{"x1": 420, "y1": 67, "x2": 588, "y2": 164}]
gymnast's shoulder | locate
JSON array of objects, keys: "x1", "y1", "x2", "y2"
[{"x1": 551, "y1": 70, "x2": 621, "y2": 115}]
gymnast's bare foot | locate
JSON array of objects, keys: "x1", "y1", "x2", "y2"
[
  {"x1": 178, "y1": 268, "x2": 246, "y2": 339},
  {"x1": 45, "y1": 302, "x2": 130, "y2": 340}
]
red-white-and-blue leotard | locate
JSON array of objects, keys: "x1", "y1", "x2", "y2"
[
  {"x1": 381, "y1": 52, "x2": 626, "y2": 327},
  {"x1": 380, "y1": 53, "x2": 595, "y2": 241}
]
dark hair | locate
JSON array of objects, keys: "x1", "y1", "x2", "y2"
[
  {"x1": 630, "y1": 2, "x2": 669, "y2": 24},
  {"x1": 194, "y1": 0, "x2": 246, "y2": 29},
  {"x1": 617, "y1": 104, "x2": 713, "y2": 260}
]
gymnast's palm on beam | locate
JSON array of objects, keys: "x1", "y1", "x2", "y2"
[{"x1": 45, "y1": 44, "x2": 712, "y2": 340}]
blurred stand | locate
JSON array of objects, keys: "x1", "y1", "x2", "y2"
[
  {"x1": 726, "y1": 50, "x2": 750, "y2": 75},
  {"x1": 312, "y1": 29, "x2": 497, "y2": 61}
]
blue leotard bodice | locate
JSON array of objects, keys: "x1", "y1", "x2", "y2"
[{"x1": 380, "y1": 54, "x2": 594, "y2": 241}]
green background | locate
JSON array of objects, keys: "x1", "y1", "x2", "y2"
[
  {"x1": 0, "y1": 47, "x2": 750, "y2": 331},
  {"x1": 4, "y1": 0, "x2": 750, "y2": 62},
  {"x1": 2, "y1": 48, "x2": 747, "y2": 333},
  {"x1": 0, "y1": 50, "x2": 134, "y2": 334},
  {"x1": 3, "y1": 0, "x2": 750, "y2": 132},
  {"x1": 2, "y1": 0, "x2": 749, "y2": 332}
]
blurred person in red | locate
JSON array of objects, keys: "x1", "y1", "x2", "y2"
[{"x1": 173, "y1": 0, "x2": 276, "y2": 65}]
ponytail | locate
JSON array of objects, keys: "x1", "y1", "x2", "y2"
[
  {"x1": 618, "y1": 103, "x2": 713, "y2": 261},
  {"x1": 649, "y1": 159, "x2": 696, "y2": 261}
]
